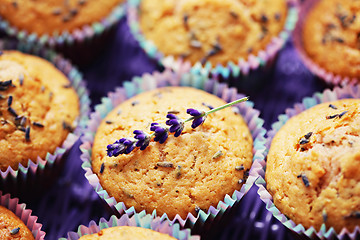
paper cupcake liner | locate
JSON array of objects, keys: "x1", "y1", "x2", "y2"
[
  {"x1": 60, "y1": 212, "x2": 200, "y2": 240},
  {"x1": 80, "y1": 69, "x2": 266, "y2": 234},
  {"x1": 255, "y1": 84, "x2": 360, "y2": 240},
  {"x1": 0, "y1": 39, "x2": 91, "y2": 199},
  {"x1": 293, "y1": 0, "x2": 360, "y2": 86},
  {"x1": 127, "y1": 0, "x2": 298, "y2": 84},
  {"x1": 0, "y1": 3, "x2": 125, "y2": 65},
  {"x1": 0, "y1": 191, "x2": 46, "y2": 239}
]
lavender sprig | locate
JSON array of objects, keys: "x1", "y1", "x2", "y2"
[{"x1": 106, "y1": 97, "x2": 248, "y2": 157}]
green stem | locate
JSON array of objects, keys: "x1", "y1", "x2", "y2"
[{"x1": 184, "y1": 96, "x2": 248, "y2": 123}]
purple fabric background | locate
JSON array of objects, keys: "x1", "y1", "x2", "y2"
[{"x1": 4, "y1": 16, "x2": 329, "y2": 240}]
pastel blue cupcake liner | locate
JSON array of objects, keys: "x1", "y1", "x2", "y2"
[
  {"x1": 255, "y1": 84, "x2": 360, "y2": 240},
  {"x1": 127, "y1": 0, "x2": 298, "y2": 82},
  {"x1": 0, "y1": 3, "x2": 125, "y2": 49},
  {"x1": 0, "y1": 39, "x2": 90, "y2": 194},
  {"x1": 80, "y1": 69, "x2": 266, "y2": 233},
  {"x1": 61, "y1": 212, "x2": 199, "y2": 240}
]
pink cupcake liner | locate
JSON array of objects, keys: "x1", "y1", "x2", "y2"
[
  {"x1": 0, "y1": 191, "x2": 45, "y2": 239},
  {"x1": 255, "y1": 84, "x2": 360, "y2": 240},
  {"x1": 0, "y1": 39, "x2": 90, "y2": 199},
  {"x1": 293, "y1": 0, "x2": 360, "y2": 86},
  {"x1": 80, "y1": 69, "x2": 266, "y2": 234},
  {"x1": 60, "y1": 212, "x2": 200, "y2": 240},
  {"x1": 127, "y1": 0, "x2": 298, "y2": 82}
]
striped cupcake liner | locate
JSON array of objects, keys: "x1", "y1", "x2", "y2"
[
  {"x1": 0, "y1": 3, "x2": 125, "y2": 65},
  {"x1": 60, "y1": 212, "x2": 199, "y2": 240},
  {"x1": 255, "y1": 84, "x2": 360, "y2": 240},
  {"x1": 0, "y1": 39, "x2": 90, "y2": 199},
  {"x1": 80, "y1": 69, "x2": 266, "y2": 234},
  {"x1": 127, "y1": 0, "x2": 298, "y2": 85},
  {"x1": 0, "y1": 191, "x2": 46, "y2": 239},
  {"x1": 293, "y1": 0, "x2": 360, "y2": 86}
]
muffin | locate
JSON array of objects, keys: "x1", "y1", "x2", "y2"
[
  {"x1": 91, "y1": 87, "x2": 253, "y2": 219},
  {"x1": 128, "y1": 0, "x2": 297, "y2": 82},
  {"x1": 266, "y1": 98, "x2": 360, "y2": 233},
  {"x1": 0, "y1": 205, "x2": 35, "y2": 239},
  {"x1": 0, "y1": 191, "x2": 45, "y2": 240},
  {"x1": 0, "y1": 50, "x2": 79, "y2": 171},
  {"x1": 62, "y1": 213, "x2": 199, "y2": 240},
  {"x1": 302, "y1": 0, "x2": 360, "y2": 79},
  {"x1": 0, "y1": 0, "x2": 123, "y2": 36},
  {"x1": 78, "y1": 226, "x2": 176, "y2": 240},
  {"x1": 0, "y1": 0, "x2": 125, "y2": 65}
]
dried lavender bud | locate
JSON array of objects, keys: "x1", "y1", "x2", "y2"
[
  {"x1": 260, "y1": 14, "x2": 268, "y2": 23},
  {"x1": 202, "y1": 103, "x2": 213, "y2": 110},
  {"x1": 329, "y1": 104, "x2": 337, "y2": 109},
  {"x1": 10, "y1": 227, "x2": 20, "y2": 235},
  {"x1": 176, "y1": 165, "x2": 182, "y2": 178},
  {"x1": 230, "y1": 11, "x2": 238, "y2": 19},
  {"x1": 63, "y1": 83, "x2": 72, "y2": 88},
  {"x1": 235, "y1": 165, "x2": 244, "y2": 171},
  {"x1": 301, "y1": 174, "x2": 309, "y2": 187},
  {"x1": 62, "y1": 121, "x2": 74, "y2": 132},
  {"x1": 339, "y1": 111, "x2": 348, "y2": 118},
  {"x1": 33, "y1": 122, "x2": 44, "y2": 128},
  {"x1": 19, "y1": 73, "x2": 24, "y2": 86},
  {"x1": 238, "y1": 179, "x2": 244, "y2": 184},
  {"x1": 156, "y1": 162, "x2": 174, "y2": 168},
  {"x1": 25, "y1": 126, "x2": 30, "y2": 141},
  {"x1": 100, "y1": 163, "x2": 105, "y2": 174},
  {"x1": 167, "y1": 110, "x2": 180, "y2": 114},
  {"x1": 275, "y1": 13, "x2": 281, "y2": 21},
  {"x1": 183, "y1": 14, "x2": 189, "y2": 28},
  {"x1": 322, "y1": 210, "x2": 328, "y2": 222},
  {"x1": 304, "y1": 132, "x2": 313, "y2": 139},
  {"x1": 7, "y1": 95, "x2": 12, "y2": 107},
  {"x1": 326, "y1": 114, "x2": 339, "y2": 119},
  {"x1": 212, "y1": 150, "x2": 223, "y2": 159},
  {"x1": 131, "y1": 100, "x2": 139, "y2": 106},
  {"x1": 345, "y1": 211, "x2": 360, "y2": 219},
  {"x1": 105, "y1": 120, "x2": 113, "y2": 124},
  {"x1": 7, "y1": 107, "x2": 17, "y2": 117}
]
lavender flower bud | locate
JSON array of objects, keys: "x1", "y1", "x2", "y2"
[
  {"x1": 166, "y1": 114, "x2": 184, "y2": 137},
  {"x1": 107, "y1": 138, "x2": 136, "y2": 157},
  {"x1": 186, "y1": 108, "x2": 206, "y2": 128},
  {"x1": 134, "y1": 130, "x2": 151, "y2": 150},
  {"x1": 150, "y1": 123, "x2": 169, "y2": 144}
]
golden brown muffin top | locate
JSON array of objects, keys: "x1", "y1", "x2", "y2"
[
  {"x1": 302, "y1": 0, "x2": 360, "y2": 78},
  {"x1": 266, "y1": 99, "x2": 360, "y2": 233},
  {"x1": 0, "y1": 51, "x2": 79, "y2": 171},
  {"x1": 139, "y1": 0, "x2": 287, "y2": 66},
  {"x1": 0, "y1": 205, "x2": 34, "y2": 240},
  {"x1": 92, "y1": 87, "x2": 253, "y2": 219},
  {"x1": 79, "y1": 226, "x2": 176, "y2": 240},
  {"x1": 0, "y1": 0, "x2": 123, "y2": 36}
]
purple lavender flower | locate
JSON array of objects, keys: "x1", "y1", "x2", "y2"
[
  {"x1": 186, "y1": 108, "x2": 206, "y2": 129},
  {"x1": 166, "y1": 114, "x2": 184, "y2": 137},
  {"x1": 133, "y1": 130, "x2": 151, "y2": 150},
  {"x1": 150, "y1": 123, "x2": 169, "y2": 144},
  {"x1": 107, "y1": 138, "x2": 136, "y2": 157}
]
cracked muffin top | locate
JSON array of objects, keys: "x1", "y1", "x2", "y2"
[
  {"x1": 302, "y1": 0, "x2": 360, "y2": 79},
  {"x1": 0, "y1": 0, "x2": 123, "y2": 36},
  {"x1": 0, "y1": 51, "x2": 79, "y2": 171},
  {"x1": 138, "y1": 0, "x2": 287, "y2": 65},
  {"x1": 91, "y1": 87, "x2": 253, "y2": 219},
  {"x1": 266, "y1": 98, "x2": 360, "y2": 232}
]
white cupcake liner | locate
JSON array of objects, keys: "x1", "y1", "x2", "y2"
[
  {"x1": 80, "y1": 69, "x2": 266, "y2": 233},
  {"x1": 0, "y1": 191, "x2": 45, "y2": 239},
  {"x1": 293, "y1": 0, "x2": 360, "y2": 86},
  {"x1": 0, "y1": 39, "x2": 90, "y2": 196},
  {"x1": 255, "y1": 84, "x2": 360, "y2": 240},
  {"x1": 60, "y1": 212, "x2": 200, "y2": 240},
  {"x1": 127, "y1": 0, "x2": 298, "y2": 82}
]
